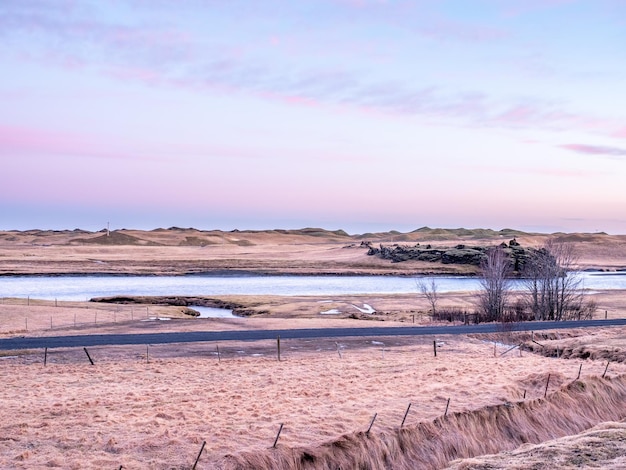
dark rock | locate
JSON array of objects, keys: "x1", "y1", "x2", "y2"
[
  {"x1": 441, "y1": 248, "x2": 486, "y2": 265},
  {"x1": 362, "y1": 240, "x2": 539, "y2": 273}
]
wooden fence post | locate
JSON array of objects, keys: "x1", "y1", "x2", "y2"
[
  {"x1": 84, "y1": 347, "x2": 95, "y2": 365},
  {"x1": 192, "y1": 441, "x2": 206, "y2": 469},
  {"x1": 544, "y1": 374, "x2": 551, "y2": 398},
  {"x1": 400, "y1": 403, "x2": 412, "y2": 427},
  {"x1": 366, "y1": 413, "x2": 377, "y2": 435},
  {"x1": 273, "y1": 424, "x2": 284, "y2": 448}
]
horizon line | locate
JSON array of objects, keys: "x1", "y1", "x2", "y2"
[{"x1": 0, "y1": 226, "x2": 616, "y2": 237}]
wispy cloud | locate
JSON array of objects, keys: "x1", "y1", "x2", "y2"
[
  {"x1": 613, "y1": 127, "x2": 626, "y2": 139},
  {"x1": 328, "y1": 0, "x2": 509, "y2": 43},
  {"x1": 0, "y1": 1, "x2": 197, "y2": 72},
  {"x1": 559, "y1": 144, "x2": 626, "y2": 159},
  {"x1": 0, "y1": 125, "x2": 162, "y2": 162},
  {"x1": 0, "y1": 123, "x2": 367, "y2": 166},
  {"x1": 2, "y1": 1, "x2": 625, "y2": 140},
  {"x1": 415, "y1": 16, "x2": 508, "y2": 43},
  {"x1": 472, "y1": 163, "x2": 600, "y2": 179},
  {"x1": 501, "y1": 0, "x2": 576, "y2": 17}
]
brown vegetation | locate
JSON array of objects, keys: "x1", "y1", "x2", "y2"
[
  {"x1": 446, "y1": 420, "x2": 626, "y2": 469},
  {"x1": 2, "y1": 227, "x2": 626, "y2": 275},
  {"x1": 220, "y1": 376, "x2": 626, "y2": 469},
  {"x1": 2, "y1": 321, "x2": 626, "y2": 469},
  {"x1": 2, "y1": 227, "x2": 626, "y2": 468}
]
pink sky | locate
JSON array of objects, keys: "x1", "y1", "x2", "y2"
[{"x1": 1, "y1": 1, "x2": 625, "y2": 234}]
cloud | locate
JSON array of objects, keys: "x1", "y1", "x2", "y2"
[
  {"x1": 0, "y1": 1, "x2": 195, "y2": 69},
  {"x1": 613, "y1": 127, "x2": 626, "y2": 138},
  {"x1": 415, "y1": 17, "x2": 508, "y2": 43},
  {"x1": 473, "y1": 163, "x2": 599, "y2": 179},
  {"x1": 327, "y1": 0, "x2": 509, "y2": 43},
  {"x1": 559, "y1": 144, "x2": 626, "y2": 159},
  {"x1": 501, "y1": 0, "x2": 576, "y2": 17},
  {"x1": 2, "y1": 1, "x2": 625, "y2": 140},
  {"x1": 0, "y1": 125, "x2": 162, "y2": 162}
]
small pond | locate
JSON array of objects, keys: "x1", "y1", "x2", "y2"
[{"x1": 191, "y1": 306, "x2": 239, "y2": 318}]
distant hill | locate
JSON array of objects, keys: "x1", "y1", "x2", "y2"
[
  {"x1": 0, "y1": 226, "x2": 614, "y2": 247},
  {"x1": 71, "y1": 231, "x2": 163, "y2": 246},
  {"x1": 1, "y1": 226, "x2": 623, "y2": 275}
]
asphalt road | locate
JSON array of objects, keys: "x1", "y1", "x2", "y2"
[{"x1": 1, "y1": 319, "x2": 625, "y2": 351}]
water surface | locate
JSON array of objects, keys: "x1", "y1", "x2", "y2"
[{"x1": 0, "y1": 272, "x2": 624, "y2": 301}]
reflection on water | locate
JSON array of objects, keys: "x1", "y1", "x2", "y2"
[{"x1": 191, "y1": 306, "x2": 238, "y2": 318}]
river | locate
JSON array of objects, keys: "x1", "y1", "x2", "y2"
[{"x1": 1, "y1": 272, "x2": 625, "y2": 301}]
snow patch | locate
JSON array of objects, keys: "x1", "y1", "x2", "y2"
[{"x1": 351, "y1": 303, "x2": 376, "y2": 314}]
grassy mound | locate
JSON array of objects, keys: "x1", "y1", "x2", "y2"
[{"x1": 218, "y1": 375, "x2": 626, "y2": 469}]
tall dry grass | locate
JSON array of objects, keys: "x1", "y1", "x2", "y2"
[
  {"x1": 217, "y1": 375, "x2": 626, "y2": 470},
  {"x1": 445, "y1": 419, "x2": 626, "y2": 469}
]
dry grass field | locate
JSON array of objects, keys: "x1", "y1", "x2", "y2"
[
  {"x1": 2, "y1": 227, "x2": 626, "y2": 275},
  {"x1": 1, "y1": 228, "x2": 626, "y2": 468},
  {"x1": 1, "y1": 308, "x2": 626, "y2": 469},
  {"x1": 446, "y1": 420, "x2": 626, "y2": 469}
]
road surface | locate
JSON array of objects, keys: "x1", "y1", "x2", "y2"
[{"x1": 1, "y1": 319, "x2": 625, "y2": 350}]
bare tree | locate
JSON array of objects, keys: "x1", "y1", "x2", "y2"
[
  {"x1": 524, "y1": 245, "x2": 553, "y2": 320},
  {"x1": 478, "y1": 246, "x2": 511, "y2": 321},
  {"x1": 417, "y1": 278, "x2": 439, "y2": 315},
  {"x1": 524, "y1": 239, "x2": 594, "y2": 320}
]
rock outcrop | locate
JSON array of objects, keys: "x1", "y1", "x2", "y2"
[{"x1": 366, "y1": 239, "x2": 535, "y2": 273}]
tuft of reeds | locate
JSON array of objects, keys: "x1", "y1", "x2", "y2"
[{"x1": 217, "y1": 374, "x2": 626, "y2": 470}]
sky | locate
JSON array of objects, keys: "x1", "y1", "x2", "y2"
[{"x1": 1, "y1": 0, "x2": 626, "y2": 234}]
